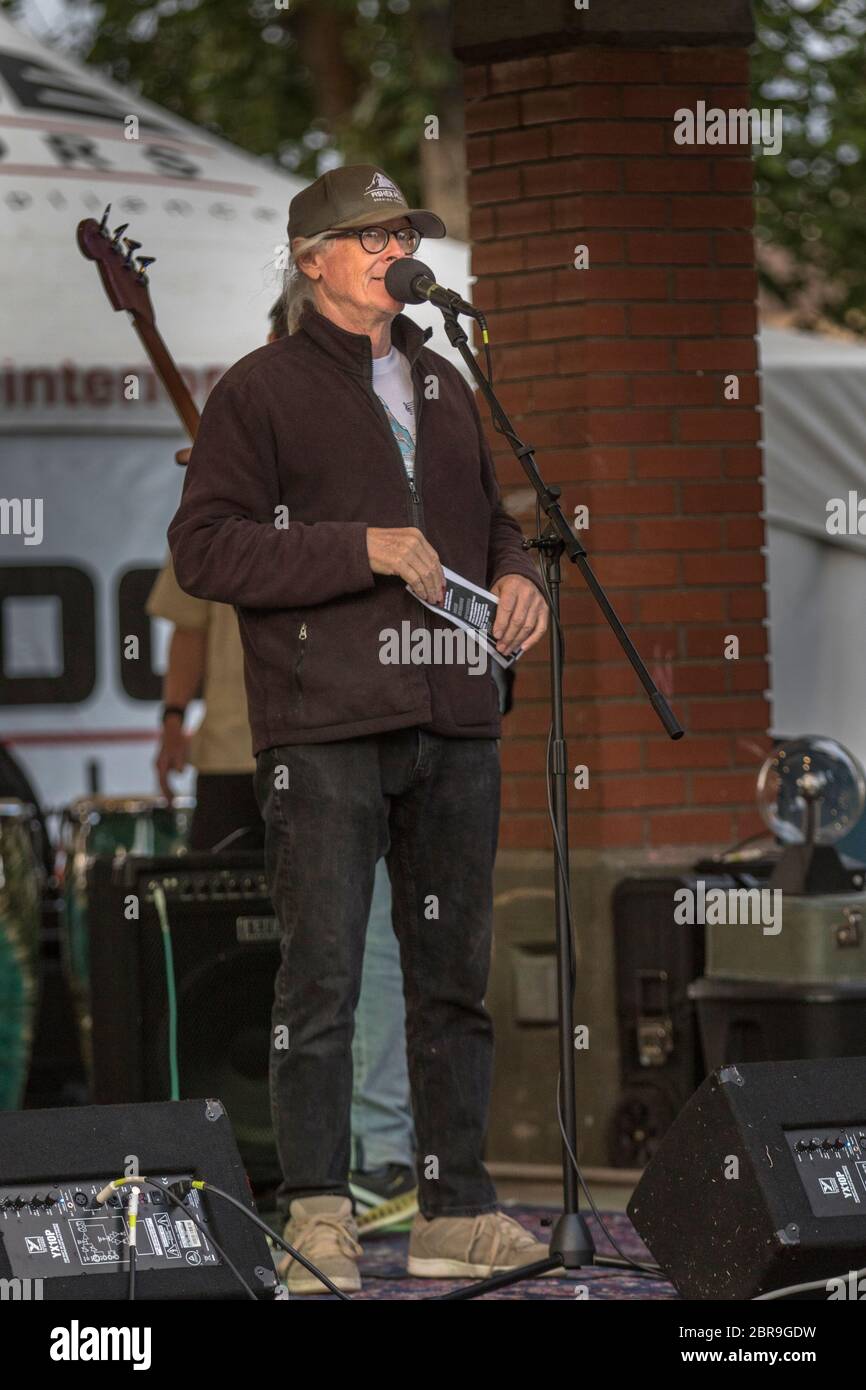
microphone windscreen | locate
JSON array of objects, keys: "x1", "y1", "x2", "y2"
[{"x1": 383, "y1": 257, "x2": 434, "y2": 304}]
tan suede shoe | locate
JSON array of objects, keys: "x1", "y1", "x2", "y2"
[
  {"x1": 407, "y1": 1210, "x2": 551, "y2": 1278},
  {"x1": 277, "y1": 1196, "x2": 362, "y2": 1295}
]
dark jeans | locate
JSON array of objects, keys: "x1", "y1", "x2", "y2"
[{"x1": 253, "y1": 727, "x2": 501, "y2": 1220}]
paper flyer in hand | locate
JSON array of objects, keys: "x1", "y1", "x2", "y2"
[{"x1": 406, "y1": 566, "x2": 523, "y2": 669}]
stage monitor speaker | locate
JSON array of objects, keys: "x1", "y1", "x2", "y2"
[
  {"x1": 0, "y1": 1099, "x2": 277, "y2": 1300},
  {"x1": 87, "y1": 852, "x2": 281, "y2": 1188},
  {"x1": 628, "y1": 1056, "x2": 866, "y2": 1299}
]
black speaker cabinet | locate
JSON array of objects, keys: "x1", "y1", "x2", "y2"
[
  {"x1": 87, "y1": 853, "x2": 280, "y2": 1187},
  {"x1": 628, "y1": 1057, "x2": 866, "y2": 1299},
  {"x1": 608, "y1": 875, "x2": 714, "y2": 1166},
  {"x1": 690, "y1": 976, "x2": 866, "y2": 1073}
]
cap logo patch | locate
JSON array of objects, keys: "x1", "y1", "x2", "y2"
[{"x1": 363, "y1": 172, "x2": 403, "y2": 204}]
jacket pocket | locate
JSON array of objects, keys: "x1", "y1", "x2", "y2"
[
  {"x1": 445, "y1": 648, "x2": 501, "y2": 727},
  {"x1": 293, "y1": 588, "x2": 424, "y2": 725}
]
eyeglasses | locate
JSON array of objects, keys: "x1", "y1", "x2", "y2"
[{"x1": 323, "y1": 226, "x2": 421, "y2": 255}]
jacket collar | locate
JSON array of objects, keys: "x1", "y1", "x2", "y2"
[{"x1": 298, "y1": 301, "x2": 433, "y2": 378}]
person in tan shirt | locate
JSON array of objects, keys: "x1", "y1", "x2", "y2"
[{"x1": 147, "y1": 552, "x2": 262, "y2": 851}]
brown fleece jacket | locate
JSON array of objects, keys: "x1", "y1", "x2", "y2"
[{"x1": 168, "y1": 302, "x2": 543, "y2": 754}]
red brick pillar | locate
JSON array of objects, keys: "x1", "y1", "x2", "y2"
[
  {"x1": 454, "y1": 3, "x2": 771, "y2": 860},
  {"x1": 454, "y1": 2, "x2": 773, "y2": 1166}
]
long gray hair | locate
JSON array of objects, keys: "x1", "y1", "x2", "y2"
[{"x1": 279, "y1": 231, "x2": 336, "y2": 335}]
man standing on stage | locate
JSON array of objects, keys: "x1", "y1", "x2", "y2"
[
  {"x1": 150, "y1": 302, "x2": 419, "y2": 1235},
  {"x1": 169, "y1": 165, "x2": 548, "y2": 1293}
]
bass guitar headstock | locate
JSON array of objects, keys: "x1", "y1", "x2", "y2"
[{"x1": 76, "y1": 204, "x2": 158, "y2": 326}]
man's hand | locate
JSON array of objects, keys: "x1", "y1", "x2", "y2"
[
  {"x1": 366, "y1": 527, "x2": 445, "y2": 606},
  {"x1": 491, "y1": 574, "x2": 548, "y2": 656},
  {"x1": 155, "y1": 719, "x2": 190, "y2": 799}
]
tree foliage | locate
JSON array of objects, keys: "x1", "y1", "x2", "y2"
[
  {"x1": 0, "y1": 0, "x2": 461, "y2": 216},
  {"x1": 752, "y1": 0, "x2": 866, "y2": 329},
  {"x1": 6, "y1": 0, "x2": 866, "y2": 327}
]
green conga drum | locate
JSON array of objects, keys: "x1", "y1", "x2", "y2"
[
  {"x1": 60, "y1": 795, "x2": 193, "y2": 1079},
  {"x1": 0, "y1": 800, "x2": 43, "y2": 1110}
]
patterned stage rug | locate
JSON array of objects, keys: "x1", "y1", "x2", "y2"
[{"x1": 274, "y1": 1204, "x2": 679, "y2": 1301}]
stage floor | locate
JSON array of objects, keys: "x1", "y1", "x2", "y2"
[{"x1": 264, "y1": 1204, "x2": 678, "y2": 1300}]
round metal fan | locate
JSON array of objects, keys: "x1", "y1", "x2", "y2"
[
  {"x1": 757, "y1": 737, "x2": 865, "y2": 845},
  {"x1": 757, "y1": 737, "x2": 866, "y2": 893}
]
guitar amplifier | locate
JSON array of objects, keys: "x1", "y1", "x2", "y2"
[{"x1": 87, "y1": 853, "x2": 281, "y2": 1188}]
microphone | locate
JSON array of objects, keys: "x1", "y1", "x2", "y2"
[{"x1": 384, "y1": 258, "x2": 483, "y2": 319}]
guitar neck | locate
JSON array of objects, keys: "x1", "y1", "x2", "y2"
[{"x1": 132, "y1": 317, "x2": 201, "y2": 441}]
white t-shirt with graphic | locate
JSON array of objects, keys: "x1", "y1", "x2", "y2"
[{"x1": 372, "y1": 346, "x2": 416, "y2": 487}]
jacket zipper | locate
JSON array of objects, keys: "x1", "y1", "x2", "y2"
[
  {"x1": 410, "y1": 369, "x2": 425, "y2": 530},
  {"x1": 360, "y1": 364, "x2": 432, "y2": 678},
  {"x1": 361, "y1": 377, "x2": 425, "y2": 532},
  {"x1": 293, "y1": 622, "x2": 307, "y2": 699}
]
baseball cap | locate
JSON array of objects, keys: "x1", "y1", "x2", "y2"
[{"x1": 287, "y1": 164, "x2": 447, "y2": 243}]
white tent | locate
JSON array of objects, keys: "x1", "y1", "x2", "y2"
[
  {"x1": 760, "y1": 326, "x2": 866, "y2": 771},
  {"x1": 0, "y1": 13, "x2": 469, "y2": 808}
]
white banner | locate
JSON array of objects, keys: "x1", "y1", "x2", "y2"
[{"x1": 0, "y1": 432, "x2": 196, "y2": 807}]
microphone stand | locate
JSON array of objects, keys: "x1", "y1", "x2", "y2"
[{"x1": 435, "y1": 307, "x2": 683, "y2": 1299}]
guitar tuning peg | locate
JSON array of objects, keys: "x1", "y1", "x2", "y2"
[
  {"x1": 135, "y1": 255, "x2": 156, "y2": 281},
  {"x1": 111, "y1": 222, "x2": 129, "y2": 245},
  {"x1": 122, "y1": 238, "x2": 142, "y2": 266},
  {"x1": 98, "y1": 204, "x2": 111, "y2": 234}
]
